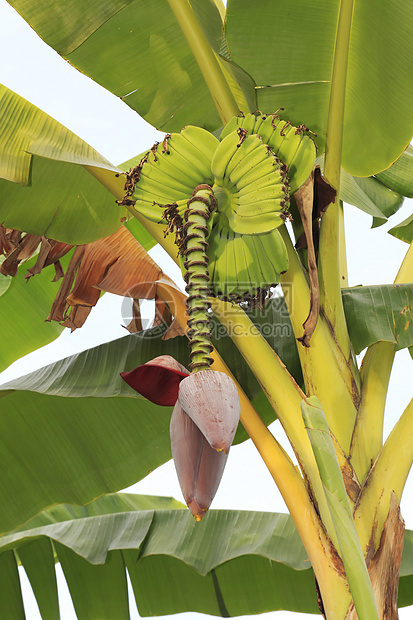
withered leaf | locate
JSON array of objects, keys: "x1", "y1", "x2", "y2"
[
  {"x1": 49, "y1": 226, "x2": 164, "y2": 331},
  {"x1": 294, "y1": 166, "x2": 336, "y2": 251},
  {"x1": 294, "y1": 171, "x2": 320, "y2": 347}
]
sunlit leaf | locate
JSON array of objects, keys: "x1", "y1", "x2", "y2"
[
  {"x1": 0, "y1": 84, "x2": 125, "y2": 244},
  {"x1": 2, "y1": 494, "x2": 413, "y2": 615},
  {"x1": 8, "y1": 0, "x2": 254, "y2": 132},
  {"x1": 225, "y1": 0, "x2": 413, "y2": 176}
]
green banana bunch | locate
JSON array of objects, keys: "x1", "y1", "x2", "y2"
[
  {"x1": 119, "y1": 126, "x2": 218, "y2": 222},
  {"x1": 122, "y1": 111, "x2": 316, "y2": 303},
  {"x1": 211, "y1": 130, "x2": 290, "y2": 235},
  {"x1": 220, "y1": 111, "x2": 317, "y2": 193}
]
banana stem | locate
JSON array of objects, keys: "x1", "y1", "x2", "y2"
[
  {"x1": 395, "y1": 240, "x2": 413, "y2": 283},
  {"x1": 166, "y1": 0, "x2": 239, "y2": 124},
  {"x1": 279, "y1": 225, "x2": 358, "y2": 454},
  {"x1": 318, "y1": 0, "x2": 354, "y2": 360},
  {"x1": 302, "y1": 397, "x2": 379, "y2": 620},
  {"x1": 339, "y1": 201, "x2": 348, "y2": 287},
  {"x1": 354, "y1": 397, "x2": 413, "y2": 555},
  {"x1": 177, "y1": 185, "x2": 216, "y2": 371},
  {"x1": 349, "y1": 342, "x2": 395, "y2": 483},
  {"x1": 350, "y1": 238, "x2": 413, "y2": 481}
]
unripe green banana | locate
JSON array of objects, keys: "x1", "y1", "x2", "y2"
[
  {"x1": 228, "y1": 142, "x2": 270, "y2": 187},
  {"x1": 219, "y1": 115, "x2": 243, "y2": 141},
  {"x1": 225, "y1": 134, "x2": 264, "y2": 181},
  {"x1": 172, "y1": 127, "x2": 216, "y2": 180},
  {"x1": 255, "y1": 228, "x2": 289, "y2": 275},
  {"x1": 238, "y1": 180, "x2": 285, "y2": 203},
  {"x1": 233, "y1": 153, "x2": 282, "y2": 190},
  {"x1": 250, "y1": 112, "x2": 267, "y2": 135},
  {"x1": 219, "y1": 111, "x2": 316, "y2": 194},
  {"x1": 139, "y1": 148, "x2": 196, "y2": 194},
  {"x1": 229, "y1": 210, "x2": 285, "y2": 235},
  {"x1": 253, "y1": 112, "x2": 283, "y2": 144},
  {"x1": 240, "y1": 111, "x2": 257, "y2": 134}
]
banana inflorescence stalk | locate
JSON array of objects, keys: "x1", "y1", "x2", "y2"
[{"x1": 169, "y1": 184, "x2": 216, "y2": 372}]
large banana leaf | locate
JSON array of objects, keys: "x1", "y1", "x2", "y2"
[
  {"x1": 0, "y1": 84, "x2": 127, "y2": 244},
  {"x1": 341, "y1": 284, "x2": 413, "y2": 355},
  {"x1": 0, "y1": 493, "x2": 412, "y2": 618},
  {"x1": 0, "y1": 493, "x2": 320, "y2": 617},
  {"x1": 7, "y1": 0, "x2": 255, "y2": 133},
  {"x1": 225, "y1": 0, "x2": 413, "y2": 176},
  {"x1": 0, "y1": 313, "x2": 298, "y2": 534},
  {"x1": 0, "y1": 84, "x2": 154, "y2": 249}
]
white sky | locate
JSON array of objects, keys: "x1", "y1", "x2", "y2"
[{"x1": 0, "y1": 1, "x2": 412, "y2": 619}]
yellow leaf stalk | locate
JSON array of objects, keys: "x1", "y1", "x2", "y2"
[
  {"x1": 354, "y1": 397, "x2": 413, "y2": 557},
  {"x1": 279, "y1": 225, "x2": 358, "y2": 454},
  {"x1": 318, "y1": 0, "x2": 355, "y2": 360},
  {"x1": 209, "y1": 298, "x2": 341, "y2": 548},
  {"x1": 350, "y1": 239, "x2": 413, "y2": 481},
  {"x1": 166, "y1": 0, "x2": 239, "y2": 124}
]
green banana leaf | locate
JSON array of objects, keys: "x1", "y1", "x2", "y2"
[
  {"x1": 316, "y1": 156, "x2": 404, "y2": 227},
  {"x1": 0, "y1": 493, "x2": 320, "y2": 617},
  {"x1": 341, "y1": 284, "x2": 413, "y2": 355},
  {"x1": 0, "y1": 84, "x2": 129, "y2": 244},
  {"x1": 376, "y1": 145, "x2": 413, "y2": 199},
  {"x1": 0, "y1": 316, "x2": 294, "y2": 534},
  {"x1": 225, "y1": 0, "x2": 413, "y2": 177},
  {"x1": 0, "y1": 254, "x2": 72, "y2": 373},
  {"x1": 341, "y1": 170, "x2": 404, "y2": 228},
  {"x1": 389, "y1": 214, "x2": 413, "y2": 245},
  {"x1": 341, "y1": 173, "x2": 404, "y2": 223},
  {"x1": 317, "y1": 155, "x2": 405, "y2": 223},
  {"x1": 0, "y1": 493, "x2": 412, "y2": 618},
  {"x1": 7, "y1": 0, "x2": 255, "y2": 133}
]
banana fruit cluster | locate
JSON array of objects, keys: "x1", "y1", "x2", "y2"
[
  {"x1": 220, "y1": 111, "x2": 317, "y2": 193},
  {"x1": 122, "y1": 112, "x2": 316, "y2": 301},
  {"x1": 125, "y1": 125, "x2": 218, "y2": 222}
]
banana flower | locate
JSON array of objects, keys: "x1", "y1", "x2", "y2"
[{"x1": 121, "y1": 356, "x2": 240, "y2": 521}]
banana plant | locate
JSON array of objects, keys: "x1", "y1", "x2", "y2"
[{"x1": 0, "y1": 0, "x2": 412, "y2": 619}]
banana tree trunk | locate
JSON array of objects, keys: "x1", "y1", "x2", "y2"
[{"x1": 344, "y1": 494, "x2": 405, "y2": 620}]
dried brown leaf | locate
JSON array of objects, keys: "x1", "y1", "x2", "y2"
[
  {"x1": 48, "y1": 226, "x2": 165, "y2": 331},
  {"x1": 0, "y1": 233, "x2": 41, "y2": 276},
  {"x1": 46, "y1": 246, "x2": 85, "y2": 323},
  {"x1": 294, "y1": 166, "x2": 336, "y2": 251},
  {"x1": 124, "y1": 299, "x2": 142, "y2": 334},
  {"x1": 162, "y1": 318, "x2": 185, "y2": 340},
  {"x1": 294, "y1": 171, "x2": 320, "y2": 347},
  {"x1": 25, "y1": 239, "x2": 74, "y2": 281},
  {"x1": 67, "y1": 226, "x2": 161, "y2": 307}
]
